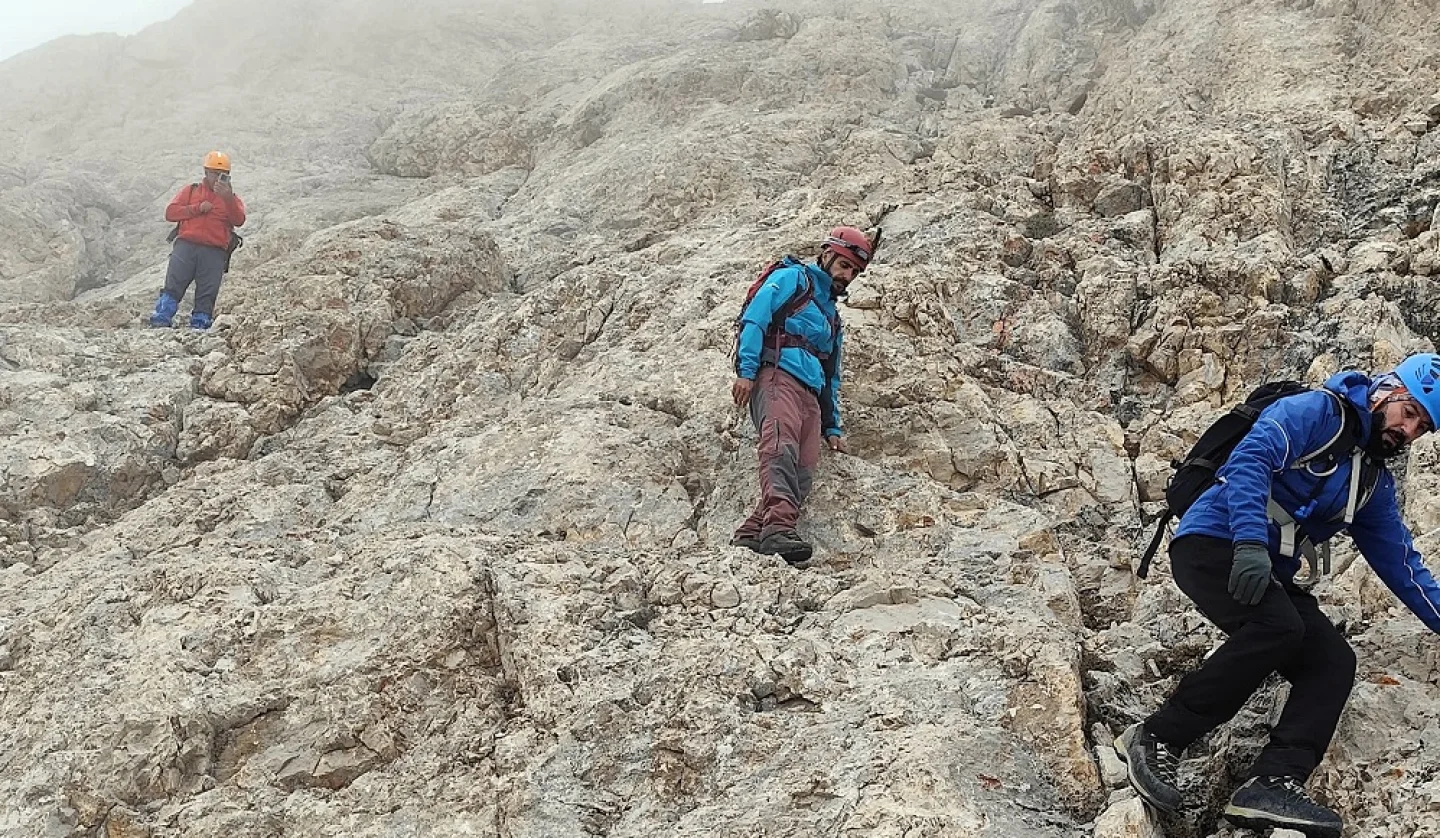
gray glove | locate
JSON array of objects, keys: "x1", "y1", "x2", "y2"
[{"x1": 1228, "y1": 542, "x2": 1274, "y2": 606}]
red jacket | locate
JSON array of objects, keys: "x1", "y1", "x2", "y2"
[{"x1": 165, "y1": 181, "x2": 246, "y2": 249}]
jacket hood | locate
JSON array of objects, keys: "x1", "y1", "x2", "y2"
[
  {"x1": 799, "y1": 258, "x2": 837, "y2": 300},
  {"x1": 1324, "y1": 369, "x2": 1376, "y2": 439}
]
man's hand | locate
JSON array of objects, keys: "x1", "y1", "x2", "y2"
[
  {"x1": 196, "y1": 201, "x2": 214, "y2": 215},
  {"x1": 1228, "y1": 542, "x2": 1273, "y2": 606},
  {"x1": 213, "y1": 180, "x2": 233, "y2": 198},
  {"x1": 731, "y1": 377, "x2": 754, "y2": 407},
  {"x1": 826, "y1": 435, "x2": 847, "y2": 453}
]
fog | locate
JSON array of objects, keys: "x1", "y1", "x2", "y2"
[{"x1": 0, "y1": 0, "x2": 191, "y2": 60}]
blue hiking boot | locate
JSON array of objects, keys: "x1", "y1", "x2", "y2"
[
  {"x1": 1223, "y1": 776, "x2": 1341, "y2": 838},
  {"x1": 189, "y1": 312, "x2": 214, "y2": 330},
  {"x1": 148, "y1": 292, "x2": 178, "y2": 328}
]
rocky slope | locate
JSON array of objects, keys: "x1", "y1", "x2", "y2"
[{"x1": 2, "y1": 0, "x2": 1439, "y2": 836}]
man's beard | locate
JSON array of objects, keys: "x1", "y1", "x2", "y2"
[{"x1": 1366, "y1": 408, "x2": 1408, "y2": 459}]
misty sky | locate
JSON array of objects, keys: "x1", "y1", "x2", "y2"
[{"x1": 0, "y1": 0, "x2": 191, "y2": 61}]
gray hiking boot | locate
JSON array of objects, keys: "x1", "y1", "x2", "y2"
[
  {"x1": 1223, "y1": 776, "x2": 1341, "y2": 838},
  {"x1": 1115, "y1": 723, "x2": 1183, "y2": 814},
  {"x1": 758, "y1": 530, "x2": 812, "y2": 565}
]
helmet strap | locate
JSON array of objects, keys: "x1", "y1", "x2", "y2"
[{"x1": 818, "y1": 252, "x2": 851, "y2": 295}]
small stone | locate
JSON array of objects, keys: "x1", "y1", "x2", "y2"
[
  {"x1": 1092, "y1": 795, "x2": 1159, "y2": 837},
  {"x1": 1096, "y1": 744, "x2": 1128, "y2": 788},
  {"x1": 1094, "y1": 181, "x2": 1145, "y2": 218},
  {"x1": 888, "y1": 586, "x2": 918, "y2": 604},
  {"x1": 711, "y1": 582, "x2": 741, "y2": 609},
  {"x1": 1000, "y1": 235, "x2": 1032, "y2": 267},
  {"x1": 276, "y1": 751, "x2": 321, "y2": 790}
]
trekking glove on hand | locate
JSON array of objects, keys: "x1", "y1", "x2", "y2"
[{"x1": 1228, "y1": 542, "x2": 1273, "y2": 605}]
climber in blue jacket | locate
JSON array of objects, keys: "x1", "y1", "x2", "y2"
[
  {"x1": 1118, "y1": 354, "x2": 1440, "y2": 838},
  {"x1": 729, "y1": 227, "x2": 871, "y2": 564}
]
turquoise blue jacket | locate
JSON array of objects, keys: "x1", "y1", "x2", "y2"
[
  {"x1": 735, "y1": 259, "x2": 844, "y2": 437},
  {"x1": 1177, "y1": 371, "x2": 1440, "y2": 632}
]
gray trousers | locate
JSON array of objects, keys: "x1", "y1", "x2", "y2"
[{"x1": 163, "y1": 239, "x2": 228, "y2": 317}]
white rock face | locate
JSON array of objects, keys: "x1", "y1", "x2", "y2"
[{"x1": 3, "y1": 0, "x2": 1440, "y2": 836}]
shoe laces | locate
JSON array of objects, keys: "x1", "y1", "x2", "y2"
[
  {"x1": 1264, "y1": 776, "x2": 1317, "y2": 803},
  {"x1": 1153, "y1": 740, "x2": 1179, "y2": 780}
]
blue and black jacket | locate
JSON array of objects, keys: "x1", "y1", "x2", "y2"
[
  {"x1": 734, "y1": 259, "x2": 844, "y2": 437},
  {"x1": 1177, "y1": 370, "x2": 1440, "y2": 632}
]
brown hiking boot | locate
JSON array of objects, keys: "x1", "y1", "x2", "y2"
[{"x1": 759, "y1": 530, "x2": 812, "y2": 565}]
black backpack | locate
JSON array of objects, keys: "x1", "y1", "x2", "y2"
[{"x1": 1136, "y1": 381, "x2": 1365, "y2": 578}]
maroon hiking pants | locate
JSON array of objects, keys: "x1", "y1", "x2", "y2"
[{"x1": 735, "y1": 367, "x2": 821, "y2": 539}]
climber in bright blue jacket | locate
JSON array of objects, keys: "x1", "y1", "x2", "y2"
[
  {"x1": 734, "y1": 257, "x2": 844, "y2": 438},
  {"x1": 1119, "y1": 354, "x2": 1440, "y2": 837},
  {"x1": 730, "y1": 226, "x2": 874, "y2": 564}
]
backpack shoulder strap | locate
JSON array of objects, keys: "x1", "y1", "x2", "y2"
[
  {"x1": 1136, "y1": 509, "x2": 1173, "y2": 579},
  {"x1": 787, "y1": 268, "x2": 815, "y2": 311},
  {"x1": 1295, "y1": 390, "x2": 1363, "y2": 467},
  {"x1": 176, "y1": 182, "x2": 198, "y2": 212},
  {"x1": 771, "y1": 267, "x2": 814, "y2": 329},
  {"x1": 167, "y1": 183, "x2": 201, "y2": 243}
]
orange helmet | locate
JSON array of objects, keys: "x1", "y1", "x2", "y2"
[{"x1": 202, "y1": 151, "x2": 231, "y2": 172}]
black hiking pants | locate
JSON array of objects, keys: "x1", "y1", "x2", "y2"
[{"x1": 1145, "y1": 535, "x2": 1357, "y2": 782}]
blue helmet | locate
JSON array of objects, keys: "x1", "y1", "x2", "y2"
[{"x1": 1394, "y1": 353, "x2": 1440, "y2": 428}]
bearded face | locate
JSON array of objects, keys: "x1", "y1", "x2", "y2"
[{"x1": 1367, "y1": 391, "x2": 1434, "y2": 459}]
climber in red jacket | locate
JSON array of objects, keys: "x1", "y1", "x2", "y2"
[{"x1": 148, "y1": 150, "x2": 247, "y2": 330}]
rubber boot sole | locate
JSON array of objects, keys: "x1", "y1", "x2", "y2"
[{"x1": 1222, "y1": 806, "x2": 1340, "y2": 838}]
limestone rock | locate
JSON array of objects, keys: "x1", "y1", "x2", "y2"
[
  {"x1": 1092, "y1": 796, "x2": 1161, "y2": 838},
  {"x1": 4, "y1": 0, "x2": 1440, "y2": 835}
]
